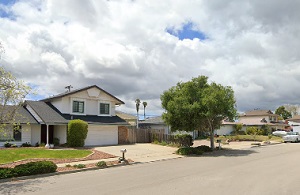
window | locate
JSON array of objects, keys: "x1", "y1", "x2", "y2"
[
  {"x1": 100, "y1": 103, "x2": 110, "y2": 115},
  {"x1": 13, "y1": 125, "x2": 21, "y2": 141},
  {"x1": 73, "y1": 101, "x2": 84, "y2": 113}
]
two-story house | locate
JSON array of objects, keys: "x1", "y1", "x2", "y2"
[{"x1": 0, "y1": 85, "x2": 128, "y2": 147}]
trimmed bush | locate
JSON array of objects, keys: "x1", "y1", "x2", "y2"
[
  {"x1": 21, "y1": 142, "x2": 32, "y2": 147},
  {"x1": 177, "y1": 147, "x2": 194, "y2": 155},
  {"x1": 67, "y1": 119, "x2": 88, "y2": 147},
  {"x1": 0, "y1": 161, "x2": 57, "y2": 179},
  {"x1": 96, "y1": 161, "x2": 107, "y2": 168},
  {"x1": 0, "y1": 168, "x2": 16, "y2": 179},
  {"x1": 53, "y1": 137, "x2": 60, "y2": 146},
  {"x1": 13, "y1": 161, "x2": 57, "y2": 177},
  {"x1": 73, "y1": 164, "x2": 86, "y2": 169},
  {"x1": 4, "y1": 142, "x2": 12, "y2": 148},
  {"x1": 195, "y1": 145, "x2": 212, "y2": 152},
  {"x1": 174, "y1": 134, "x2": 193, "y2": 147}
]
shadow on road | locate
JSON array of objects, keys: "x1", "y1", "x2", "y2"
[
  {"x1": 199, "y1": 148, "x2": 258, "y2": 157},
  {"x1": 0, "y1": 178, "x2": 48, "y2": 195}
]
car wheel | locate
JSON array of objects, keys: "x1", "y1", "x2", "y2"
[
  {"x1": 284, "y1": 141, "x2": 287, "y2": 143},
  {"x1": 296, "y1": 139, "x2": 299, "y2": 143}
]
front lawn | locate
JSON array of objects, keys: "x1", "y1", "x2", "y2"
[{"x1": 0, "y1": 148, "x2": 92, "y2": 164}]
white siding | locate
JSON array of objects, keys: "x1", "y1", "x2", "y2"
[
  {"x1": 52, "y1": 87, "x2": 118, "y2": 116},
  {"x1": 0, "y1": 124, "x2": 32, "y2": 147},
  {"x1": 85, "y1": 125, "x2": 118, "y2": 146},
  {"x1": 31, "y1": 124, "x2": 41, "y2": 145},
  {"x1": 215, "y1": 125, "x2": 234, "y2": 135},
  {"x1": 54, "y1": 125, "x2": 67, "y2": 144}
]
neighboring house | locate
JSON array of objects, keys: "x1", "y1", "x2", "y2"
[
  {"x1": 116, "y1": 111, "x2": 137, "y2": 126},
  {"x1": 214, "y1": 120, "x2": 238, "y2": 136},
  {"x1": 139, "y1": 116, "x2": 198, "y2": 138},
  {"x1": 139, "y1": 116, "x2": 170, "y2": 134},
  {"x1": 0, "y1": 85, "x2": 129, "y2": 147},
  {"x1": 214, "y1": 110, "x2": 288, "y2": 135},
  {"x1": 238, "y1": 110, "x2": 287, "y2": 131},
  {"x1": 287, "y1": 115, "x2": 300, "y2": 133}
]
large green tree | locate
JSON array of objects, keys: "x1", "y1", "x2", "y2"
[
  {"x1": 275, "y1": 106, "x2": 292, "y2": 120},
  {"x1": 161, "y1": 76, "x2": 237, "y2": 149}
]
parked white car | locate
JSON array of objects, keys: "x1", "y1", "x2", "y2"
[
  {"x1": 272, "y1": 130, "x2": 287, "y2": 137},
  {"x1": 283, "y1": 132, "x2": 300, "y2": 143}
]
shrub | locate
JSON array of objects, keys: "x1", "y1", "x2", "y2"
[
  {"x1": 0, "y1": 168, "x2": 16, "y2": 179},
  {"x1": 174, "y1": 134, "x2": 193, "y2": 147},
  {"x1": 65, "y1": 164, "x2": 72, "y2": 167},
  {"x1": 35, "y1": 142, "x2": 40, "y2": 147},
  {"x1": 21, "y1": 142, "x2": 32, "y2": 147},
  {"x1": 13, "y1": 161, "x2": 57, "y2": 177},
  {"x1": 96, "y1": 161, "x2": 107, "y2": 168},
  {"x1": 73, "y1": 164, "x2": 86, "y2": 169},
  {"x1": 4, "y1": 142, "x2": 12, "y2": 148},
  {"x1": 195, "y1": 145, "x2": 212, "y2": 152},
  {"x1": 53, "y1": 137, "x2": 60, "y2": 146},
  {"x1": 40, "y1": 142, "x2": 46, "y2": 147},
  {"x1": 192, "y1": 147, "x2": 204, "y2": 155},
  {"x1": 67, "y1": 119, "x2": 88, "y2": 147},
  {"x1": 177, "y1": 147, "x2": 194, "y2": 155}
]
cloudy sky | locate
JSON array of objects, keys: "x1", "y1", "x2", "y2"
[{"x1": 1, "y1": 0, "x2": 300, "y2": 117}]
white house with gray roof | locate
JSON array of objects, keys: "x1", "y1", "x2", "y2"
[{"x1": 0, "y1": 85, "x2": 128, "y2": 147}]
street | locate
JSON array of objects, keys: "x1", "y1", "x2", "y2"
[{"x1": 1, "y1": 143, "x2": 300, "y2": 195}]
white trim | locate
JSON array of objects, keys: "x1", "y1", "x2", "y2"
[
  {"x1": 70, "y1": 98, "x2": 86, "y2": 115},
  {"x1": 98, "y1": 101, "x2": 111, "y2": 116}
]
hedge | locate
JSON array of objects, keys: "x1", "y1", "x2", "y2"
[
  {"x1": 0, "y1": 161, "x2": 57, "y2": 179},
  {"x1": 67, "y1": 119, "x2": 88, "y2": 147}
]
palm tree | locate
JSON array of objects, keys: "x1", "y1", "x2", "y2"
[
  {"x1": 135, "y1": 99, "x2": 141, "y2": 128},
  {"x1": 142, "y1": 101, "x2": 147, "y2": 120}
]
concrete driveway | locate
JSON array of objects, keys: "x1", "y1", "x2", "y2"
[{"x1": 94, "y1": 143, "x2": 182, "y2": 163}]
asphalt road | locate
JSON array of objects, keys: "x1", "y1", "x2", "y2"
[{"x1": 1, "y1": 143, "x2": 300, "y2": 195}]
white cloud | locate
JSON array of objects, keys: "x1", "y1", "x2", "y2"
[{"x1": 1, "y1": 0, "x2": 300, "y2": 116}]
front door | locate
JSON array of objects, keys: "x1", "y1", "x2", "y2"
[{"x1": 41, "y1": 125, "x2": 54, "y2": 144}]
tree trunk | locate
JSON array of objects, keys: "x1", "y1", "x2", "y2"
[{"x1": 210, "y1": 128, "x2": 215, "y2": 149}]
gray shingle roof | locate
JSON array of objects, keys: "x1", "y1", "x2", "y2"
[
  {"x1": 0, "y1": 105, "x2": 38, "y2": 124},
  {"x1": 139, "y1": 116, "x2": 165, "y2": 125},
  {"x1": 25, "y1": 101, "x2": 68, "y2": 124}
]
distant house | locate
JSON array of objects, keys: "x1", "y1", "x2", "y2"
[
  {"x1": 214, "y1": 109, "x2": 288, "y2": 135},
  {"x1": 238, "y1": 110, "x2": 287, "y2": 131},
  {"x1": 0, "y1": 85, "x2": 129, "y2": 147},
  {"x1": 287, "y1": 115, "x2": 300, "y2": 133},
  {"x1": 139, "y1": 116, "x2": 170, "y2": 134},
  {"x1": 116, "y1": 111, "x2": 137, "y2": 126}
]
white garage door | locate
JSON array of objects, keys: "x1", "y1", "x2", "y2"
[{"x1": 85, "y1": 125, "x2": 118, "y2": 146}]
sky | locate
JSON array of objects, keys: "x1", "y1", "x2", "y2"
[{"x1": 1, "y1": 0, "x2": 300, "y2": 117}]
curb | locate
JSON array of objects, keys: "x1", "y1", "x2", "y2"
[{"x1": 0, "y1": 162, "x2": 130, "y2": 184}]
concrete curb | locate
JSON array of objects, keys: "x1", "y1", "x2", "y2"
[
  {"x1": 0, "y1": 156, "x2": 185, "y2": 184},
  {"x1": 0, "y1": 162, "x2": 130, "y2": 184}
]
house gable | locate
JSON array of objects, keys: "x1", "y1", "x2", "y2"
[{"x1": 42, "y1": 85, "x2": 124, "y2": 116}]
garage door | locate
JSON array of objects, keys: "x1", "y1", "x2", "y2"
[{"x1": 85, "y1": 125, "x2": 118, "y2": 146}]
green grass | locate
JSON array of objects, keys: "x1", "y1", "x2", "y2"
[
  {"x1": 0, "y1": 148, "x2": 92, "y2": 164},
  {"x1": 216, "y1": 135, "x2": 283, "y2": 143}
]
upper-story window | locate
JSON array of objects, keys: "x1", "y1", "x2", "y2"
[
  {"x1": 99, "y1": 102, "x2": 110, "y2": 115},
  {"x1": 73, "y1": 100, "x2": 85, "y2": 113}
]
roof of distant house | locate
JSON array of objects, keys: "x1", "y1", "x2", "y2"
[
  {"x1": 41, "y1": 85, "x2": 125, "y2": 105},
  {"x1": 115, "y1": 111, "x2": 137, "y2": 120},
  {"x1": 241, "y1": 110, "x2": 277, "y2": 116},
  {"x1": 139, "y1": 116, "x2": 165, "y2": 125}
]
